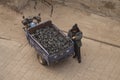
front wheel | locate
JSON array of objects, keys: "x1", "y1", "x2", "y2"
[{"x1": 37, "y1": 54, "x2": 47, "y2": 65}]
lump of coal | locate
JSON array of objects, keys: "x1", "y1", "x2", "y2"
[{"x1": 33, "y1": 26, "x2": 72, "y2": 55}]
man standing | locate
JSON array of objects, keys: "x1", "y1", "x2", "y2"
[{"x1": 68, "y1": 24, "x2": 83, "y2": 63}]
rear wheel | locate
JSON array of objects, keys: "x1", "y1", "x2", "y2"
[{"x1": 37, "y1": 54, "x2": 47, "y2": 65}]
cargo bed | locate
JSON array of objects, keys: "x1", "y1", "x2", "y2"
[{"x1": 24, "y1": 20, "x2": 74, "y2": 65}]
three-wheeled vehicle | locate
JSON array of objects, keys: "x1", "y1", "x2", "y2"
[{"x1": 21, "y1": 14, "x2": 74, "y2": 65}]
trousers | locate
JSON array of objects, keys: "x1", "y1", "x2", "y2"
[{"x1": 74, "y1": 41, "x2": 81, "y2": 61}]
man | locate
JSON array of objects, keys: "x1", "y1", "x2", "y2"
[
  {"x1": 68, "y1": 24, "x2": 82, "y2": 63},
  {"x1": 22, "y1": 14, "x2": 41, "y2": 29}
]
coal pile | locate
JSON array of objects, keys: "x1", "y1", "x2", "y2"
[{"x1": 33, "y1": 26, "x2": 71, "y2": 54}]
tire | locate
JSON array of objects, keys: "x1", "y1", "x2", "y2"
[{"x1": 37, "y1": 54, "x2": 47, "y2": 65}]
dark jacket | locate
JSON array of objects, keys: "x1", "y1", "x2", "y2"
[{"x1": 68, "y1": 30, "x2": 82, "y2": 47}]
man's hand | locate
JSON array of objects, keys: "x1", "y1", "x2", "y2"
[{"x1": 72, "y1": 36, "x2": 76, "y2": 39}]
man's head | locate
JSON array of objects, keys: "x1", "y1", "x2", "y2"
[{"x1": 71, "y1": 24, "x2": 80, "y2": 32}]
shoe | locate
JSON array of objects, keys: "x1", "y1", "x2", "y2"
[
  {"x1": 78, "y1": 60, "x2": 81, "y2": 63},
  {"x1": 73, "y1": 56, "x2": 76, "y2": 58}
]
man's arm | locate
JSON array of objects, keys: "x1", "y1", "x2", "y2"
[{"x1": 75, "y1": 32, "x2": 82, "y2": 40}]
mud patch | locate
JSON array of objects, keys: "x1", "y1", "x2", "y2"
[
  {"x1": 103, "y1": 1, "x2": 115, "y2": 9},
  {"x1": 80, "y1": 3, "x2": 90, "y2": 9}
]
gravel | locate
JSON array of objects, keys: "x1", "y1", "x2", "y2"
[{"x1": 33, "y1": 26, "x2": 72, "y2": 54}]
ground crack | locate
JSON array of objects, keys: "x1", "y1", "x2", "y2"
[{"x1": 0, "y1": 36, "x2": 11, "y2": 40}]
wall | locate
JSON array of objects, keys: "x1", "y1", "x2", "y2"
[
  {"x1": 0, "y1": 0, "x2": 29, "y2": 11},
  {"x1": 0, "y1": 0, "x2": 120, "y2": 19},
  {"x1": 53, "y1": 0, "x2": 120, "y2": 20}
]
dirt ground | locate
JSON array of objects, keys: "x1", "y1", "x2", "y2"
[{"x1": 0, "y1": 2, "x2": 120, "y2": 80}]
